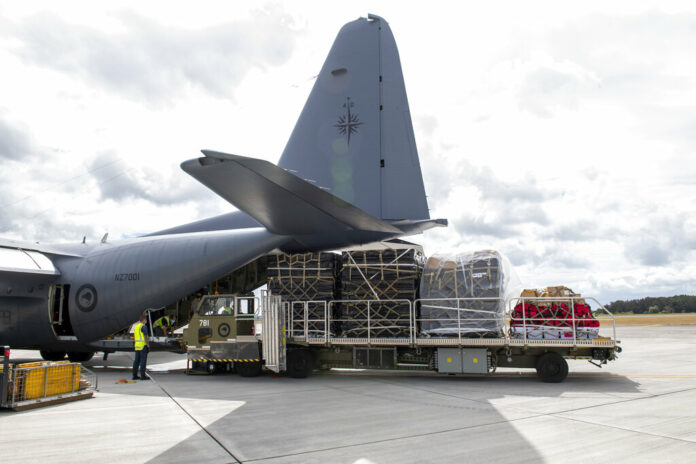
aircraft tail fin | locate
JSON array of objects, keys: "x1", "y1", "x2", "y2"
[
  {"x1": 181, "y1": 151, "x2": 401, "y2": 236},
  {"x1": 278, "y1": 14, "x2": 430, "y2": 221}
]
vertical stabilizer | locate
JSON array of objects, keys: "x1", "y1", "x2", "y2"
[{"x1": 278, "y1": 14, "x2": 429, "y2": 221}]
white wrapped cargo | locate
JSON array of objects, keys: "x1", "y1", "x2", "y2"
[{"x1": 418, "y1": 250, "x2": 520, "y2": 338}]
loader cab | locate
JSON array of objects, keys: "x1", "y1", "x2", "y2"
[{"x1": 183, "y1": 294, "x2": 257, "y2": 348}]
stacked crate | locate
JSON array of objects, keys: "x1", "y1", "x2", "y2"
[
  {"x1": 510, "y1": 286, "x2": 600, "y2": 339},
  {"x1": 419, "y1": 250, "x2": 507, "y2": 338},
  {"x1": 339, "y1": 248, "x2": 423, "y2": 338},
  {"x1": 267, "y1": 252, "x2": 338, "y2": 338}
]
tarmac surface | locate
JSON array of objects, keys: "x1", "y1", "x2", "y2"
[{"x1": 1, "y1": 325, "x2": 695, "y2": 463}]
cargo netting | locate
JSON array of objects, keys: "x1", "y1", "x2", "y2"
[
  {"x1": 267, "y1": 252, "x2": 339, "y2": 338},
  {"x1": 418, "y1": 250, "x2": 520, "y2": 338},
  {"x1": 339, "y1": 248, "x2": 424, "y2": 338},
  {"x1": 510, "y1": 286, "x2": 600, "y2": 339}
]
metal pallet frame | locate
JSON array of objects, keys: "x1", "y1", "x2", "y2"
[{"x1": 284, "y1": 296, "x2": 617, "y2": 349}]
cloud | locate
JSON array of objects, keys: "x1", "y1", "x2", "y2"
[
  {"x1": 518, "y1": 64, "x2": 600, "y2": 118},
  {"x1": 543, "y1": 221, "x2": 609, "y2": 243},
  {"x1": 88, "y1": 152, "x2": 211, "y2": 206},
  {"x1": 623, "y1": 216, "x2": 696, "y2": 266},
  {"x1": 4, "y1": 8, "x2": 298, "y2": 105},
  {"x1": 0, "y1": 116, "x2": 32, "y2": 160},
  {"x1": 432, "y1": 159, "x2": 556, "y2": 239}
]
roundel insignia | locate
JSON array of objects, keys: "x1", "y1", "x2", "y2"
[
  {"x1": 75, "y1": 284, "x2": 98, "y2": 312},
  {"x1": 218, "y1": 323, "x2": 231, "y2": 338}
]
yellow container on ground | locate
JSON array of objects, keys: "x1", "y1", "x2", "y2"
[{"x1": 14, "y1": 361, "x2": 81, "y2": 400}]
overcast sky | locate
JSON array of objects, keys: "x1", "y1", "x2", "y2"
[{"x1": 0, "y1": 1, "x2": 694, "y2": 303}]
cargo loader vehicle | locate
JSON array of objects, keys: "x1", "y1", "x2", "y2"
[{"x1": 183, "y1": 292, "x2": 620, "y2": 383}]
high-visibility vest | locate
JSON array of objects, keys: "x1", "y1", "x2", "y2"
[
  {"x1": 134, "y1": 322, "x2": 147, "y2": 351},
  {"x1": 153, "y1": 315, "x2": 171, "y2": 328}
]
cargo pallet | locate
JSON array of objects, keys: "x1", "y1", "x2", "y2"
[
  {"x1": 185, "y1": 293, "x2": 621, "y2": 383},
  {"x1": 1, "y1": 347, "x2": 98, "y2": 411}
]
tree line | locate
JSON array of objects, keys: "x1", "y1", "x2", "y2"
[{"x1": 605, "y1": 295, "x2": 696, "y2": 314}]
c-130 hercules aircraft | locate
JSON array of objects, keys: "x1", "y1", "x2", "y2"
[{"x1": 0, "y1": 14, "x2": 446, "y2": 360}]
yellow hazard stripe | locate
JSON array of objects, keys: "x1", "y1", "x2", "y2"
[{"x1": 189, "y1": 358, "x2": 260, "y2": 362}]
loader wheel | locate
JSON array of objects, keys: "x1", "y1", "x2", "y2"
[
  {"x1": 40, "y1": 350, "x2": 66, "y2": 361},
  {"x1": 68, "y1": 352, "x2": 94, "y2": 363},
  {"x1": 535, "y1": 352, "x2": 568, "y2": 383},
  {"x1": 237, "y1": 361, "x2": 262, "y2": 377},
  {"x1": 287, "y1": 350, "x2": 313, "y2": 378}
]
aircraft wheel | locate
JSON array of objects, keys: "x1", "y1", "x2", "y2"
[
  {"x1": 40, "y1": 350, "x2": 66, "y2": 361},
  {"x1": 535, "y1": 352, "x2": 568, "y2": 383},
  {"x1": 237, "y1": 361, "x2": 262, "y2": 377},
  {"x1": 68, "y1": 352, "x2": 94, "y2": 363},
  {"x1": 287, "y1": 349, "x2": 313, "y2": 378}
]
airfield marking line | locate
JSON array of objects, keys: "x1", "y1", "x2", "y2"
[
  {"x1": 546, "y1": 412, "x2": 696, "y2": 445},
  {"x1": 368, "y1": 378, "x2": 544, "y2": 416},
  {"x1": 245, "y1": 385, "x2": 696, "y2": 463},
  {"x1": 145, "y1": 370, "x2": 242, "y2": 463},
  {"x1": 322, "y1": 381, "x2": 522, "y2": 415},
  {"x1": 242, "y1": 413, "x2": 551, "y2": 463},
  {"x1": 541, "y1": 384, "x2": 696, "y2": 417}
]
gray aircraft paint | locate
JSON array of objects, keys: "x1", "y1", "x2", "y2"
[
  {"x1": 0, "y1": 15, "x2": 445, "y2": 353},
  {"x1": 278, "y1": 14, "x2": 429, "y2": 221},
  {"x1": 153, "y1": 15, "x2": 429, "y2": 237}
]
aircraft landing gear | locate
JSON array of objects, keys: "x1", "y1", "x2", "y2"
[
  {"x1": 40, "y1": 350, "x2": 66, "y2": 361},
  {"x1": 68, "y1": 352, "x2": 95, "y2": 363}
]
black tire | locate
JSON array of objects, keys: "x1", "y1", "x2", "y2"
[
  {"x1": 287, "y1": 349, "x2": 313, "y2": 378},
  {"x1": 68, "y1": 352, "x2": 94, "y2": 363},
  {"x1": 237, "y1": 361, "x2": 262, "y2": 377},
  {"x1": 535, "y1": 352, "x2": 569, "y2": 383},
  {"x1": 40, "y1": 350, "x2": 66, "y2": 361}
]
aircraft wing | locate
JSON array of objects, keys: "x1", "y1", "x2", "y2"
[
  {"x1": 0, "y1": 246, "x2": 61, "y2": 278},
  {"x1": 181, "y1": 151, "x2": 401, "y2": 236},
  {"x1": 0, "y1": 237, "x2": 84, "y2": 258}
]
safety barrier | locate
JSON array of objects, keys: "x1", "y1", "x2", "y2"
[{"x1": 283, "y1": 297, "x2": 617, "y2": 347}]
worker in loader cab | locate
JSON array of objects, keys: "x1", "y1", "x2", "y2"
[{"x1": 132, "y1": 313, "x2": 150, "y2": 380}]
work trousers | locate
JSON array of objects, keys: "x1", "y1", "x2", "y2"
[{"x1": 132, "y1": 347, "x2": 148, "y2": 379}]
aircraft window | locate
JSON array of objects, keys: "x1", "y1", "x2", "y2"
[
  {"x1": 237, "y1": 299, "x2": 253, "y2": 315},
  {"x1": 198, "y1": 297, "x2": 234, "y2": 316}
]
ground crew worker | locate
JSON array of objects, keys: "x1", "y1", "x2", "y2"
[
  {"x1": 153, "y1": 314, "x2": 173, "y2": 337},
  {"x1": 132, "y1": 313, "x2": 150, "y2": 381}
]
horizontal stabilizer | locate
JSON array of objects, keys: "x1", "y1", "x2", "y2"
[{"x1": 181, "y1": 151, "x2": 401, "y2": 236}]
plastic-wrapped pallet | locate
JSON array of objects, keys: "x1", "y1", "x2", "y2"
[
  {"x1": 509, "y1": 286, "x2": 600, "y2": 339},
  {"x1": 340, "y1": 247, "x2": 424, "y2": 338},
  {"x1": 418, "y1": 250, "x2": 519, "y2": 338},
  {"x1": 267, "y1": 252, "x2": 339, "y2": 337}
]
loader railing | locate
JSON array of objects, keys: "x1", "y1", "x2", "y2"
[
  {"x1": 508, "y1": 296, "x2": 616, "y2": 344},
  {"x1": 281, "y1": 296, "x2": 616, "y2": 347}
]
